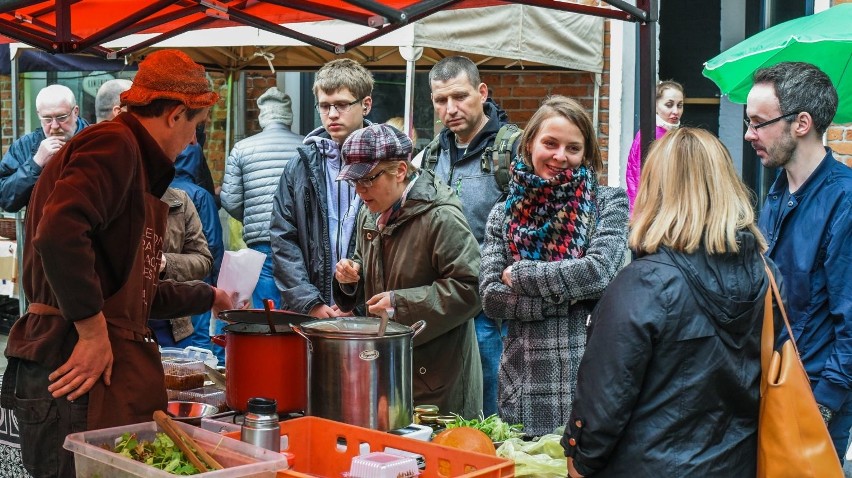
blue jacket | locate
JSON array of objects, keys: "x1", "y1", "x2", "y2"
[
  {"x1": 171, "y1": 144, "x2": 223, "y2": 284},
  {"x1": 758, "y1": 149, "x2": 852, "y2": 412},
  {"x1": 0, "y1": 117, "x2": 89, "y2": 212}
]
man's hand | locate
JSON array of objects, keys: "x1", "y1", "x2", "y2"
[
  {"x1": 366, "y1": 292, "x2": 393, "y2": 317},
  {"x1": 335, "y1": 259, "x2": 361, "y2": 284},
  {"x1": 567, "y1": 457, "x2": 585, "y2": 478},
  {"x1": 34, "y1": 136, "x2": 66, "y2": 167},
  {"x1": 309, "y1": 303, "x2": 340, "y2": 318},
  {"x1": 159, "y1": 254, "x2": 167, "y2": 273},
  {"x1": 48, "y1": 312, "x2": 113, "y2": 401},
  {"x1": 501, "y1": 265, "x2": 514, "y2": 288},
  {"x1": 211, "y1": 287, "x2": 237, "y2": 319}
]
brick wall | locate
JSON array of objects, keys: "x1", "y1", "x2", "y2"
[{"x1": 1, "y1": 74, "x2": 12, "y2": 157}]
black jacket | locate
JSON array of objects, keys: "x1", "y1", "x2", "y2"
[{"x1": 564, "y1": 231, "x2": 774, "y2": 477}]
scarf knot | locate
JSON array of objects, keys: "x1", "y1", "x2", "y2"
[{"x1": 504, "y1": 159, "x2": 597, "y2": 262}]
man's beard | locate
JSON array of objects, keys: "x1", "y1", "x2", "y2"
[{"x1": 762, "y1": 127, "x2": 797, "y2": 169}]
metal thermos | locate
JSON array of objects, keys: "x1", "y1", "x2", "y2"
[{"x1": 240, "y1": 397, "x2": 280, "y2": 452}]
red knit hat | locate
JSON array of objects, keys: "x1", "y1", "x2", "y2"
[{"x1": 121, "y1": 50, "x2": 219, "y2": 108}]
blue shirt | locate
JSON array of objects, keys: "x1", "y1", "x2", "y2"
[{"x1": 758, "y1": 148, "x2": 852, "y2": 411}]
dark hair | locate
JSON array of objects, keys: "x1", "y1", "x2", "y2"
[
  {"x1": 429, "y1": 56, "x2": 481, "y2": 86},
  {"x1": 127, "y1": 99, "x2": 206, "y2": 120},
  {"x1": 519, "y1": 95, "x2": 603, "y2": 173},
  {"x1": 753, "y1": 62, "x2": 837, "y2": 135}
]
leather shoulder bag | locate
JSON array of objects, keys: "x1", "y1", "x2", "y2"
[{"x1": 757, "y1": 263, "x2": 843, "y2": 478}]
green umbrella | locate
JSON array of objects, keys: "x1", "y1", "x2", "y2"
[{"x1": 703, "y1": 3, "x2": 852, "y2": 124}]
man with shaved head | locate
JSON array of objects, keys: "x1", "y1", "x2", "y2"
[
  {"x1": 95, "y1": 78, "x2": 133, "y2": 122},
  {"x1": 0, "y1": 84, "x2": 89, "y2": 212}
]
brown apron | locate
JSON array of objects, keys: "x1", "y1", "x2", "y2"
[{"x1": 27, "y1": 191, "x2": 170, "y2": 430}]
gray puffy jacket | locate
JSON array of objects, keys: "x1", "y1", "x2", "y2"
[{"x1": 220, "y1": 123, "x2": 304, "y2": 245}]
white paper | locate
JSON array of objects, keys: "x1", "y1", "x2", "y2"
[{"x1": 216, "y1": 248, "x2": 266, "y2": 308}]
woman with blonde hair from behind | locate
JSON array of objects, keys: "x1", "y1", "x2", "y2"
[{"x1": 563, "y1": 128, "x2": 779, "y2": 477}]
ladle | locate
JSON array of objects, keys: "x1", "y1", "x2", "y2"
[{"x1": 263, "y1": 299, "x2": 276, "y2": 334}]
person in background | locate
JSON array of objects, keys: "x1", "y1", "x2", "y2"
[
  {"x1": 221, "y1": 86, "x2": 304, "y2": 309},
  {"x1": 191, "y1": 124, "x2": 221, "y2": 209},
  {"x1": 94, "y1": 79, "x2": 133, "y2": 123},
  {"x1": 333, "y1": 124, "x2": 483, "y2": 417},
  {"x1": 0, "y1": 84, "x2": 89, "y2": 212},
  {"x1": 148, "y1": 188, "x2": 213, "y2": 346},
  {"x1": 270, "y1": 58, "x2": 373, "y2": 318},
  {"x1": 424, "y1": 56, "x2": 519, "y2": 417},
  {"x1": 171, "y1": 142, "x2": 224, "y2": 353},
  {"x1": 385, "y1": 116, "x2": 419, "y2": 155},
  {"x1": 625, "y1": 80, "x2": 684, "y2": 213},
  {"x1": 745, "y1": 61, "x2": 852, "y2": 457},
  {"x1": 0, "y1": 50, "x2": 233, "y2": 478},
  {"x1": 565, "y1": 128, "x2": 771, "y2": 477},
  {"x1": 479, "y1": 96, "x2": 629, "y2": 436}
]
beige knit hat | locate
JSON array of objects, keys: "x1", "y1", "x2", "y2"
[{"x1": 257, "y1": 87, "x2": 294, "y2": 128}]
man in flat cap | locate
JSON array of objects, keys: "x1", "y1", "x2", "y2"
[
  {"x1": 332, "y1": 124, "x2": 483, "y2": 418},
  {"x1": 1, "y1": 50, "x2": 233, "y2": 478}
]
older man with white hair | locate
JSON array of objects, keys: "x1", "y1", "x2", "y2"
[{"x1": 0, "y1": 84, "x2": 89, "y2": 212}]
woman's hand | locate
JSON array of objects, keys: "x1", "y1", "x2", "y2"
[
  {"x1": 366, "y1": 291, "x2": 394, "y2": 317},
  {"x1": 335, "y1": 258, "x2": 361, "y2": 284},
  {"x1": 501, "y1": 265, "x2": 514, "y2": 288}
]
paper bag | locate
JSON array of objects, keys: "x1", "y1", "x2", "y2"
[{"x1": 216, "y1": 248, "x2": 266, "y2": 308}]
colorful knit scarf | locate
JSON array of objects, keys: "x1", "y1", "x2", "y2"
[{"x1": 504, "y1": 159, "x2": 597, "y2": 262}]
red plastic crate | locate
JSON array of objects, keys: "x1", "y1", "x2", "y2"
[{"x1": 226, "y1": 416, "x2": 514, "y2": 478}]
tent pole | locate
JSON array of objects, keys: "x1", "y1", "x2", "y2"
[
  {"x1": 399, "y1": 46, "x2": 423, "y2": 141},
  {"x1": 225, "y1": 71, "x2": 233, "y2": 161}
]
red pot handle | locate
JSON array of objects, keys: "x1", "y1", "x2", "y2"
[{"x1": 211, "y1": 334, "x2": 227, "y2": 347}]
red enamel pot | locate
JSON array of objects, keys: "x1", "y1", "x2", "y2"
[{"x1": 211, "y1": 322, "x2": 307, "y2": 414}]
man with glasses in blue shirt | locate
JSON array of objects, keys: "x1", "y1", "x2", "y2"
[
  {"x1": 745, "y1": 61, "x2": 852, "y2": 459},
  {"x1": 270, "y1": 58, "x2": 373, "y2": 318},
  {"x1": 0, "y1": 84, "x2": 89, "y2": 212}
]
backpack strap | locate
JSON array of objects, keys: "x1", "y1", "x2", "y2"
[
  {"x1": 421, "y1": 137, "x2": 440, "y2": 172},
  {"x1": 481, "y1": 123, "x2": 522, "y2": 194}
]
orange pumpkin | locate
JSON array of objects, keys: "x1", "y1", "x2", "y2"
[{"x1": 431, "y1": 427, "x2": 496, "y2": 456}]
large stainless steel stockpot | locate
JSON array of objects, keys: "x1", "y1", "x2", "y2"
[{"x1": 292, "y1": 318, "x2": 426, "y2": 431}]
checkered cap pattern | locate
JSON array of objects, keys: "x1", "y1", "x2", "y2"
[{"x1": 337, "y1": 124, "x2": 413, "y2": 182}]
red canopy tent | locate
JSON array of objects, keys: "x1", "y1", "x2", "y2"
[{"x1": 0, "y1": 1, "x2": 645, "y2": 56}]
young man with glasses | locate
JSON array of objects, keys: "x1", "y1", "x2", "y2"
[
  {"x1": 0, "y1": 84, "x2": 89, "y2": 212},
  {"x1": 745, "y1": 61, "x2": 852, "y2": 459},
  {"x1": 270, "y1": 58, "x2": 373, "y2": 318}
]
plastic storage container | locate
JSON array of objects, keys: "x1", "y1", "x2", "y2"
[
  {"x1": 168, "y1": 386, "x2": 228, "y2": 410},
  {"x1": 225, "y1": 416, "x2": 514, "y2": 478},
  {"x1": 349, "y1": 452, "x2": 419, "y2": 478},
  {"x1": 63, "y1": 419, "x2": 288, "y2": 478}
]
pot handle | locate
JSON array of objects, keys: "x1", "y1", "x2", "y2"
[
  {"x1": 289, "y1": 324, "x2": 313, "y2": 353},
  {"x1": 210, "y1": 334, "x2": 227, "y2": 347},
  {"x1": 410, "y1": 320, "x2": 426, "y2": 338}
]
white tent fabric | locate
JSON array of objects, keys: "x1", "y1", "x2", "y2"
[{"x1": 414, "y1": 4, "x2": 604, "y2": 73}]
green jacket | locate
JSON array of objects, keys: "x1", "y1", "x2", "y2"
[{"x1": 334, "y1": 170, "x2": 483, "y2": 417}]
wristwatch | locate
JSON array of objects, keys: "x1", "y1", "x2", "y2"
[{"x1": 817, "y1": 403, "x2": 835, "y2": 424}]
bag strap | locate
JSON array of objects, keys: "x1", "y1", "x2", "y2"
[
  {"x1": 422, "y1": 137, "x2": 440, "y2": 172},
  {"x1": 761, "y1": 259, "x2": 800, "y2": 385},
  {"x1": 481, "y1": 124, "x2": 522, "y2": 194}
]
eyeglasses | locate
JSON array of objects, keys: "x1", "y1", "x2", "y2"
[
  {"x1": 744, "y1": 112, "x2": 798, "y2": 133},
  {"x1": 316, "y1": 99, "x2": 361, "y2": 116},
  {"x1": 38, "y1": 113, "x2": 73, "y2": 125},
  {"x1": 346, "y1": 170, "x2": 385, "y2": 188}
]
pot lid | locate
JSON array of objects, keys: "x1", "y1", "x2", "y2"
[{"x1": 300, "y1": 317, "x2": 412, "y2": 337}]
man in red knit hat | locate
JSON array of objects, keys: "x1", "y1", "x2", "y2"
[{"x1": 1, "y1": 50, "x2": 233, "y2": 478}]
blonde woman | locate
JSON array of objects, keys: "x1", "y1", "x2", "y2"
[{"x1": 564, "y1": 128, "x2": 777, "y2": 477}]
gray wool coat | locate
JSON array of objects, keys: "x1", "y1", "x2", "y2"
[{"x1": 479, "y1": 186, "x2": 629, "y2": 436}]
